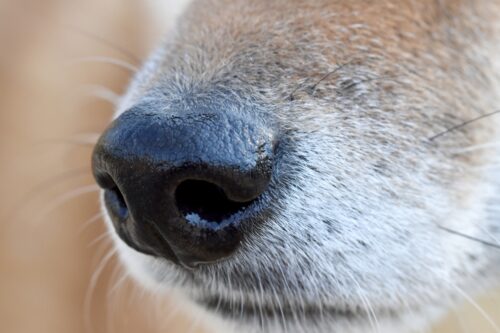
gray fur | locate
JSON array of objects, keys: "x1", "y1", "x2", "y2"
[{"x1": 103, "y1": 1, "x2": 500, "y2": 332}]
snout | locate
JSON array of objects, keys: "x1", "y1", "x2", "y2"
[{"x1": 92, "y1": 103, "x2": 275, "y2": 268}]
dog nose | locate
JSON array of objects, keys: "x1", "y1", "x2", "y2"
[{"x1": 92, "y1": 104, "x2": 274, "y2": 268}]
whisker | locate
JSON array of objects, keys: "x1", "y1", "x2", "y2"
[
  {"x1": 344, "y1": 270, "x2": 380, "y2": 333},
  {"x1": 438, "y1": 226, "x2": 500, "y2": 250},
  {"x1": 40, "y1": 133, "x2": 100, "y2": 147},
  {"x1": 107, "y1": 270, "x2": 128, "y2": 300},
  {"x1": 87, "y1": 231, "x2": 111, "y2": 248},
  {"x1": 476, "y1": 223, "x2": 500, "y2": 247},
  {"x1": 77, "y1": 84, "x2": 121, "y2": 107},
  {"x1": 78, "y1": 212, "x2": 104, "y2": 234},
  {"x1": 34, "y1": 184, "x2": 100, "y2": 226},
  {"x1": 272, "y1": 276, "x2": 289, "y2": 333},
  {"x1": 288, "y1": 60, "x2": 353, "y2": 101},
  {"x1": 23, "y1": 168, "x2": 90, "y2": 198},
  {"x1": 450, "y1": 283, "x2": 500, "y2": 333},
  {"x1": 105, "y1": 263, "x2": 125, "y2": 333},
  {"x1": 3, "y1": 167, "x2": 89, "y2": 222},
  {"x1": 448, "y1": 142, "x2": 500, "y2": 155},
  {"x1": 309, "y1": 62, "x2": 353, "y2": 94},
  {"x1": 67, "y1": 56, "x2": 139, "y2": 73},
  {"x1": 62, "y1": 24, "x2": 142, "y2": 63},
  {"x1": 67, "y1": 133, "x2": 100, "y2": 145},
  {"x1": 239, "y1": 283, "x2": 245, "y2": 327},
  {"x1": 255, "y1": 271, "x2": 266, "y2": 330},
  {"x1": 428, "y1": 110, "x2": 500, "y2": 142},
  {"x1": 84, "y1": 247, "x2": 117, "y2": 333},
  {"x1": 342, "y1": 75, "x2": 403, "y2": 90}
]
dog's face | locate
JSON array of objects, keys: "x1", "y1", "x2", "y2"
[{"x1": 92, "y1": 1, "x2": 500, "y2": 332}]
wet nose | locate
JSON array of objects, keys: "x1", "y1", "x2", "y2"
[{"x1": 92, "y1": 104, "x2": 274, "y2": 268}]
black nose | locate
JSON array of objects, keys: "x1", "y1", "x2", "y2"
[{"x1": 92, "y1": 104, "x2": 274, "y2": 268}]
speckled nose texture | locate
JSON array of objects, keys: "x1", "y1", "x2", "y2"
[{"x1": 92, "y1": 102, "x2": 275, "y2": 267}]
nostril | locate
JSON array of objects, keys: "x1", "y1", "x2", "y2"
[
  {"x1": 92, "y1": 106, "x2": 276, "y2": 265},
  {"x1": 104, "y1": 184, "x2": 129, "y2": 221},
  {"x1": 175, "y1": 180, "x2": 255, "y2": 225}
]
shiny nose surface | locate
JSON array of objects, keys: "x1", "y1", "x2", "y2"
[{"x1": 92, "y1": 104, "x2": 274, "y2": 267}]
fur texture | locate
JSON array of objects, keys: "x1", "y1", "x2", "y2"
[{"x1": 104, "y1": 1, "x2": 500, "y2": 332}]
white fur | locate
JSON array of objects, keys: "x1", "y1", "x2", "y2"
[{"x1": 102, "y1": 1, "x2": 500, "y2": 332}]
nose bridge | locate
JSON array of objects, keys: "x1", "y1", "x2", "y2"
[
  {"x1": 92, "y1": 99, "x2": 275, "y2": 266},
  {"x1": 99, "y1": 102, "x2": 271, "y2": 167}
]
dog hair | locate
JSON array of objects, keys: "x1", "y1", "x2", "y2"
[{"x1": 98, "y1": 1, "x2": 500, "y2": 332}]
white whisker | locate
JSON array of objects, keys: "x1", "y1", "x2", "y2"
[
  {"x1": 77, "y1": 84, "x2": 121, "y2": 107},
  {"x1": 84, "y1": 247, "x2": 117, "y2": 333},
  {"x1": 40, "y1": 134, "x2": 101, "y2": 147},
  {"x1": 107, "y1": 270, "x2": 128, "y2": 299},
  {"x1": 450, "y1": 283, "x2": 500, "y2": 333},
  {"x1": 67, "y1": 133, "x2": 101, "y2": 145},
  {"x1": 106, "y1": 263, "x2": 126, "y2": 333},
  {"x1": 35, "y1": 184, "x2": 100, "y2": 226},
  {"x1": 78, "y1": 212, "x2": 104, "y2": 233},
  {"x1": 255, "y1": 271, "x2": 266, "y2": 329},
  {"x1": 344, "y1": 270, "x2": 381, "y2": 333},
  {"x1": 87, "y1": 231, "x2": 111, "y2": 248},
  {"x1": 273, "y1": 287, "x2": 289, "y2": 333},
  {"x1": 449, "y1": 142, "x2": 500, "y2": 155},
  {"x1": 62, "y1": 24, "x2": 142, "y2": 63},
  {"x1": 4, "y1": 168, "x2": 90, "y2": 224},
  {"x1": 67, "y1": 56, "x2": 139, "y2": 72}
]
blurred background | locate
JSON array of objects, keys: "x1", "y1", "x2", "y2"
[{"x1": 0, "y1": 1, "x2": 498, "y2": 333}]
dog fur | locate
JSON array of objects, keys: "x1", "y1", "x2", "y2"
[{"x1": 106, "y1": 1, "x2": 500, "y2": 333}]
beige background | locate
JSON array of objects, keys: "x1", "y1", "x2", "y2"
[{"x1": 0, "y1": 1, "x2": 498, "y2": 332}]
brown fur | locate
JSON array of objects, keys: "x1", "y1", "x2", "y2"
[{"x1": 1, "y1": 0, "x2": 500, "y2": 332}]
